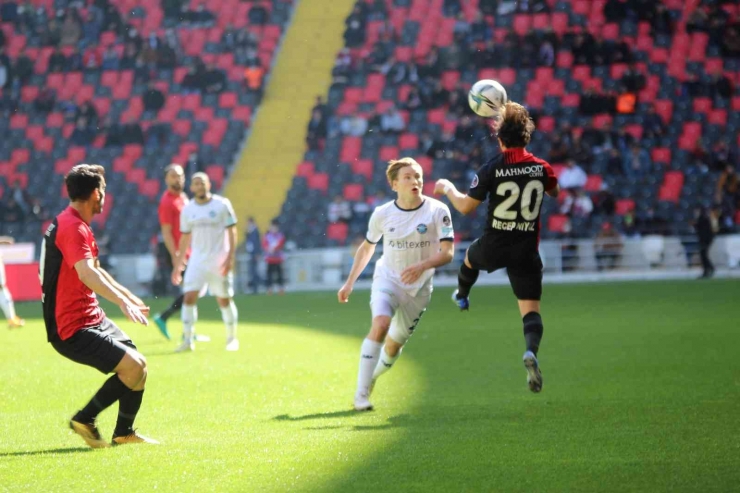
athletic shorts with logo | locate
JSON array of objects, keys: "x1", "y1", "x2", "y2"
[{"x1": 370, "y1": 278, "x2": 432, "y2": 345}]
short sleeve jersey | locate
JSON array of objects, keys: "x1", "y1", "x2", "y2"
[
  {"x1": 366, "y1": 198, "x2": 454, "y2": 296},
  {"x1": 468, "y1": 148, "x2": 558, "y2": 249},
  {"x1": 180, "y1": 194, "x2": 237, "y2": 266},
  {"x1": 158, "y1": 190, "x2": 189, "y2": 249},
  {"x1": 40, "y1": 207, "x2": 105, "y2": 342}
]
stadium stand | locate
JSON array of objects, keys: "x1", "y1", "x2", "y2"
[
  {"x1": 276, "y1": 0, "x2": 740, "y2": 248},
  {"x1": 0, "y1": 0, "x2": 294, "y2": 253}
]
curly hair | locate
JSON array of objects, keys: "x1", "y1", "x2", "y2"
[{"x1": 497, "y1": 102, "x2": 535, "y2": 149}]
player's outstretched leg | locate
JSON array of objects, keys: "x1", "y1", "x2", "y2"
[
  {"x1": 0, "y1": 286, "x2": 24, "y2": 329},
  {"x1": 522, "y1": 312, "x2": 544, "y2": 393},
  {"x1": 153, "y1": 294, "x2": 184, "y2": 340},
  {"x1": 453, "y1": 261, "x2": 479, "y2": 311},
  {"x1": 219, "y1": 299, "x2": 239, "y2": 351}
]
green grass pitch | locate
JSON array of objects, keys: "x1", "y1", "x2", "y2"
[{"x1": 0, "y1": 280, "x2": 738, "y2": 492}]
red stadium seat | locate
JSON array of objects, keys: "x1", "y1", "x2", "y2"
[
  {"x1": 584, "y1": 175, "x2": 603, "y2": 192},
  {"x1": 343, "y1": 183, "x2": 364, "y2": 201},
  {"x1": 654, "y1": 100, "x2": 673, "y2": 123},
  {"x1": 624, "y1": 124, "x2": 643, "y2": 140},
  {"x1": 232, "y1": 106, "x2": 252, "y2": 123},
  {"x1": 651, "y1": 148, "x2": 671, "y2": 164},
  {"x1": 513, "y1": 15, "x2": 531, "y2": 36},
  {"x1": 308, "y1": 173, "x2": 329, "y2": 193},
  {"x1": 399, "y1": 133, "x2": 419, "y2": 150},
  {"x1": 551, "y1": 13, "x2": 569, "y2": 35},
  {"x1": 498, "y1": 68, "x2": 516, "y2": 86},
  {"x1": 67, "y1": 147, "x2": 86, "y2": 163},
  {"x1": 10, "y1": 114, "x2": 28, "y2": 129},
  {"x1": 572, "y1": 65, "x2": 591, "y2": 82},
  {"x1": 556, "y1": 51, "x2": 574, "y2": 68},
  {"x1": 379, "y1": 146, "x2": 399, "y2": 162},
  {"x1": 218, "y1": 92, "x2": 238, "y2": 108},
  {"x1": 127, "y1": 168, "x2": 146, "y2": 185},
  {"x1": 326, "y1": 222, "x2": 349, "y2": 244},
  {"x1": 538, "y1": 116, "x2": 556, "y2": 133},
  {"x1": 532, "y1": 13, "x2": 549, "y2": 30},
  {"x1": 139, "y1": 179, "x2": 161, "y2": 199},
  {"x1": 562, "y1": 93, "x2": 580, "y2": 107},
  {"x1": 11, "y1": 149, "x2": 30, "y2": 165},
  {"x1": 295, "y1": 162, "x2": 314, "y2": 177},
  {"x1": 692, "y1": 97, "x2": 712, "y2": 114},
  {"x1": 427, "y1": 109, "x2": 446, "y2": 125},
  {"x1": 205, "y1": 166, "x2": 225, "y2": 190},
  {"x1": 547, "y1": 214, "x2": 569, "y2": 233},
  {"x1": 416, "y1": 156, "x2": 433, "y2": 176},
  {"x1": 615, "y1": 199, "x2": 635, "y2": 215},
  {"x1": 344, "y1": 87, "x2": 363, "y2": 105},
  {"x1": 602, "y1": 23, "x2": 619, "y2": 40},
  {"x1": 352, "y1": 159, "x2": 373, "y2": 180},
  {"x1": 45, "y1": 112, "x2": 63, "y2": 127},
  {"x1": 708, "y1": 109, "x2": 727, "y2": 126}
]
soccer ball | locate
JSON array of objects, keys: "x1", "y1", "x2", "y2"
[{"x1": 468, "y1": 79, "x2": 508, "y2": 118}]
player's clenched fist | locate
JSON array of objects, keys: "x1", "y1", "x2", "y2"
[
  {"x1": 434, "y1": 179, "x2": 453, "y2": 196},
  {"x1": 338, "y1": 283, "x2": 353, "y2": 303},
  {"x1": 171, "y1": 268, "x2": 183, "y2": 286}
]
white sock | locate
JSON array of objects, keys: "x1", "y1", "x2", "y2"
[
  {"x1": 373, "y1": 345, "x2": 401, "y2": 380},
  {"x1": 220, "y1": 300, "x2": 238, "y2": 340},
  {"x1": 356, "y1": 338, "x2": 382, "y2": 397},
  {"x1": 181, "y1": 304, "x2": 197, "y2": 342},
  {"x1": 0, "y1": 287, "x2": 16, "y2": 320}
]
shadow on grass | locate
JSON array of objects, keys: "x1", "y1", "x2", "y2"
[
  {"x1": 274, "y1": 411, "x2": 414, "y2": 432},
  {"x1": 0, "y1": 447, "x2": 92, "y2": 458}
]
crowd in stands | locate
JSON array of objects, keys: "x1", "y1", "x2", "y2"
[{"x1": 291, "y1": 0, "x2": 740, "y2": 257}]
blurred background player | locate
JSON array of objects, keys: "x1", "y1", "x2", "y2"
[
  {"x1": 153, "y1": 164, "x2": 188, "y2": 339},
  {"x1": 263, "y1": 220, "x2": 285, "y2": 295},
  {"x1": 435, "y1": 102, "x2": 560, "y2": 394},
  {"x1": 172, "y1": 172, "x2": 239, "y2": 352},
  {"x1": 41, "y1": 164, "x2": 156, "y2": 447},
  {"x1": 0, "y1": 236, "x2": 25, "y2": 328},
  {"x1": 338, "y1": 158, "x2": 455, "y2": 411},
  {"x1": 244, "y1": 217, "x2": 262, "y2": 294}
]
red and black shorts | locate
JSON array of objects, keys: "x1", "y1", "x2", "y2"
[{"x1": 51, "y1": 318, "x2": 136, "y2": 374}]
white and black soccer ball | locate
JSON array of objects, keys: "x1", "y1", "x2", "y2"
[{"x1": 468, "y1": 79, "x2": 507, "y2": 118}]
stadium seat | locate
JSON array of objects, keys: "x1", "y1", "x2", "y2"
[
  {"x1": 547, "y1": 214, "x2": 568, "y2": 233},
  {"x1": 326, "y1": 222, "x2": 349, "y2": 244},
  {"x1": 308, "y1": 173, "x2": 329, "y2": 193},
  {"x1": 343, "y1": 183, "x2": 363, "y2": 201},
  {"x1": 615, "y1": 199, "x2": 636, "y2": 215}
]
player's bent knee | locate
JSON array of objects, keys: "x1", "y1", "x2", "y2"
[
  {"x1": 384, "y1": 337, "x2": 404, "y2": 357},
  {"x1": 183, "y1": 291, "x2": 199, "y2": 304},
  {"x1": 368, "y1": 316, "x2": 391, "y2": 341},
  {"x1": 216, "y1": 297, "x2": 231, "y2": 308},
  {"x1": 517, "y1": 299, "x2": 540, "y2": 317}
]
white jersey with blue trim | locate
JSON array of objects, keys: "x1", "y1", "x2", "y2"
[
  {"x1": 180, "y1": 194, "x2": 237, "y2": 267},
  {"x1": 366, "y1": 197, "x2": 454, "y2": 296}
]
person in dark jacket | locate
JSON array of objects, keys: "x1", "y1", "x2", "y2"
[
  {"x1": 244, "y1": 217, "x2": 262, "y2": 294},
  {"x1": 694, "y1": 207, "x2": 715, "y2": 279}
]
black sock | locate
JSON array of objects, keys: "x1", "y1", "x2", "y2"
[
  {"x1": 160, "y1": 295, "x2": 184, "y2": 321},
  {"x1": 74, "y1": 375, "x2": 130, "y2": 424},
  {"x1": 523, "y1": 311, "x2": 544, "y2": 356},
  {"x1": 114, "y1": 390, "x2": 144, "y2": 436},
  {"x1": 457, "y1": 263, "x2": 479, "y2": 299}
]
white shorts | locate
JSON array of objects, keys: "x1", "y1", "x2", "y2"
[
  {"x1": 183, "y1": 262, "x2": 234, "y2": 299},
  {"x1": 369, "y1": 278, "x2": 432, "y2": 346},
  {"x1": 0, "y1": 259, "x2": 5, "y2": 286}
]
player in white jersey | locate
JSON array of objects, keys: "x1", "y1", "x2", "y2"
[
  {"x1": 338, "y1": 158, "x2": 455, "y2": 411},
  {"x1": 171, "y1": 172, "x2": 239, "y2": 352},
  {"x1": 0, "y1": 236, "x2": 25, "y2": 328}
]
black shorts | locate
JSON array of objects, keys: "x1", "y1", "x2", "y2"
[
  {"x1": 467, "y1": 235, "x2": 544, "y2": 301},
  {"x1": 51, "y1": 318, "x2": 136, "y2": 374}
]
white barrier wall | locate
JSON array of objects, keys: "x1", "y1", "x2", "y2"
[{"x1": 110, "y1": 235, "x2": 740, "y2": 297}]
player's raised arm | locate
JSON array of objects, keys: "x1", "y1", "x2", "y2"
[
  {"x1": 338, "y1": 240, "x2": 377, "y2": 303},
  {"x1": 434, "y1": 179, "x2": 481, "y2": 215}
]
